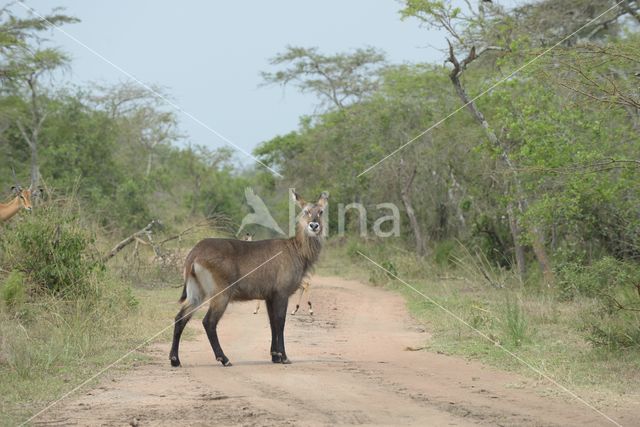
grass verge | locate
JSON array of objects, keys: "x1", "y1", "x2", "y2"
[{"x1": 0, "y1": 281, "x2": 182, "y2": 426}]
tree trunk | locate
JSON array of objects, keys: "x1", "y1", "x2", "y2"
[
  {"x1": 447, "y1": 42, "x2": 554, "y2": 285},
  {"x1": 400, "y1": 164, "x2": 426, "y2": 256},
  {"x1": 29, "y1": 137, "x2": 40, "y2": 188},
  {"x1": 531, "y1": 226, "x2": 555, "y2": 286},
  {"x1": 507, "y1": 202, "x2": 526, "y2": 279},
  {"x1": 146, "y1": 151, "x2": 153, "y2": 177}
]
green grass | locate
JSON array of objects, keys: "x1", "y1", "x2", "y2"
[
  {"x1": 317, "y1": 237, "x2": 640, "y2": 404},
  {"x1": 0, "y1": 276, "x2": 184, "y2": 426}
]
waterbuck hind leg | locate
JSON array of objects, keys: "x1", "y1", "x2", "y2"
[
  {"x1": 308, "y1": 300, "x2": 313, "y2": 316},
  {"x1": 169, "y1": 305, "x2": 194, "y2": 367},
  {"x1": 202, "y1": 301, "x2": 232, "y2": 366},
  {"x1": 266, "y1": 299, "x2": 281, "y2": 363}
]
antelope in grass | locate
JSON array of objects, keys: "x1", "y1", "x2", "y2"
[
  {"x1": 243, "y1": 233, "x2": 314, "y2": 316},
  {"x1": 169, "y1": 190, "x2": 328, "y2": 367},
  {"x1": 0, "y1": 173, "x2": 39, "y2": 222}
]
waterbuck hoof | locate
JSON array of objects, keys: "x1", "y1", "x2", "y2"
[
  {"x1": 170, "y1": 356, "x2": 181, "y2": 367},
  {"x1": 271, "y1": 352, "x2": 282, "y2": 363},
  {"x1": 217, "y1": 356, "x2": 232, "y2": 367}
]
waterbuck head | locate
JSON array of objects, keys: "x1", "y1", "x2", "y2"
[{"x1": 292, "y1": 190, "x2": 329, "y2": 237}]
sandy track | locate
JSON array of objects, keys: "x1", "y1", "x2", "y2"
[{"x1": 36, "y1": 276, "x2": 638, "y2": 426}]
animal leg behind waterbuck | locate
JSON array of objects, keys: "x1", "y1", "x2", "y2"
[
  {"x1": 169, "y1": 304, "x2": 194, "y2": 367},
  {"x1": 202, "y1": 295, "x2": 232, "y2": 366},
  {"x1": 291, "y1": 280, "x2": 312, "y2": 315}
]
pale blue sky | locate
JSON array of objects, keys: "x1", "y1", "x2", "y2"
[{"x1": 23, "y1": 1, "x2": 451, "y2": 165}]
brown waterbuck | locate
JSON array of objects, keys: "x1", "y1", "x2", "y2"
[{"x1": 169, "y1": 190, "x2": 328, "y2": 367}]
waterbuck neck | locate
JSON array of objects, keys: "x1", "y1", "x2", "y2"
[{"x1": 290, "y1": 222, "x2": 323, "y2": 270}]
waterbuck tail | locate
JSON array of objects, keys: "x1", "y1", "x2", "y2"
[
  {"x1": 178, "y1": 282, "x2": 187, "y2": 303},
  {"x1": 178, "y1": 263, "x2": 195, "y2": 303}
]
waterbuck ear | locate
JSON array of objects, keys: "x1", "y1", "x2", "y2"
[
  {"x1": 291, "y1": 189, "x2": 306, "y2": 209},
  {"x1": 317, "y1": 191, "x2": 329, "y2": 208}
]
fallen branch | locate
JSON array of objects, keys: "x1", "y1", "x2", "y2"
[{"x1": 102, "y1": 220, "x2": 161, "y2": 263}]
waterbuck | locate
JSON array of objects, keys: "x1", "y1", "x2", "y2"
[{"x1": 169, "y1": 190, "x2": 328, "y2": 367}]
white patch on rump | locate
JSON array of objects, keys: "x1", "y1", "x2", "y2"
[
  {"x1": 184, "y1": 275, "x2": 201, "y2": 306},
  {"x1": 186, "y1": 262, "x2": 217, "y2": 306}
]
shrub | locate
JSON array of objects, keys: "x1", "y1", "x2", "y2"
[
  {"x1": 434, "y1": 240, "x2": 457, "y2": 267},
  {"x1": 369, "y1": 259, "x2": 398, "y2": 285},
  {"x1": 0, "y1": 198, "x2": 104, "y2": 298},
  {"x1": 1, "y1": 271, "x2": 26, "y2": 309},
  {"x1": 556, "y1": 256, "x2": 640, "y2": 300}
]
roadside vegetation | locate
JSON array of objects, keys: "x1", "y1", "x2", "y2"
[
  {"x1": 2, "y1": 0, "x2": 640, "y2": 423},
  {"x1": 317, "y1": 238, "x2": 640, "y2": 403}
]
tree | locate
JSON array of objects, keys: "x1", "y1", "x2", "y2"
[
  {"x1": 90, "y1": 82, "x2": 180, "y2": 177},
  {"x1": 261, "y1": 46, "x2": 386, "y2": 110},
  {"x1": 399, "y1": 0, "x2": 561, "y2": 283},
  {"x1": 0, "y1": 5, "x2": 78, "y2": 188}
]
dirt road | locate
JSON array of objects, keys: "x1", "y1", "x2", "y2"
[{"x1": 37, "y1": 276, "x2": 638, "y2": 426}]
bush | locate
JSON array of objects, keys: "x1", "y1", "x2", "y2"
[
  {"x1": 0, "y1": 198, "x2": 104, "y2": 298},
  {"x1": 434, "y1": 240, "x2": 458, "y2": 267},
  {"x1": 369, "y1": 259, "x2": 398, "y2": 285},
  {"x1": 556, "y1": 256, "x2": 640, "y2": 300},
  {"x1": 1, "y1": 271, "x2": 26, "y2": 309}
]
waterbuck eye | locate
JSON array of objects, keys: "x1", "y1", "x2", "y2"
[{"x1": 319, "y1": 209, "x2": 324, "y2": 215}]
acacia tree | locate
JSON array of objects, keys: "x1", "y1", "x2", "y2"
[{"x1": 261, "y1": 46, "x2": 386, "y2": 111}]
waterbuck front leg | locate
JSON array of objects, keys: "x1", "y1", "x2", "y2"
[
  {"x1": 202, "y1": 297, "x2": 232, "y2": 367},
  {"x1": 273, "y1": 294, "x2": 291, "y2": 364},
  {"x1": 169, "y1": 305, "x2": 194, "y2": 367},
  {"x1": 266, "y1": 299, "x2": 280, "y2": 363}
]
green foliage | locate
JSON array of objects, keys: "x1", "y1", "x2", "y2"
[
  {"x1": 0, "y1": 198, "x2": 103, "y2": 298},
  {"x1": 585, "y1": 291, "x2": 640, "y2": 350},
  {"x1": 556, "y1": 257, "x2": 640, "y2": 300},
  {"x1": 502, "y1": 296, "x2": 529, "y2": 347},
  {"x1": 261, "y1": 46, "x2": 386, "y2": 110},
  {"x1": 1, "y1": 270, "x2": 26, "y2": 309},
  {"x1": 433, "y1": 240, "x2": 457, "y2": 267},
  {"x1": 369, "y1": 259, "x2": 398, "y2": 286}
]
